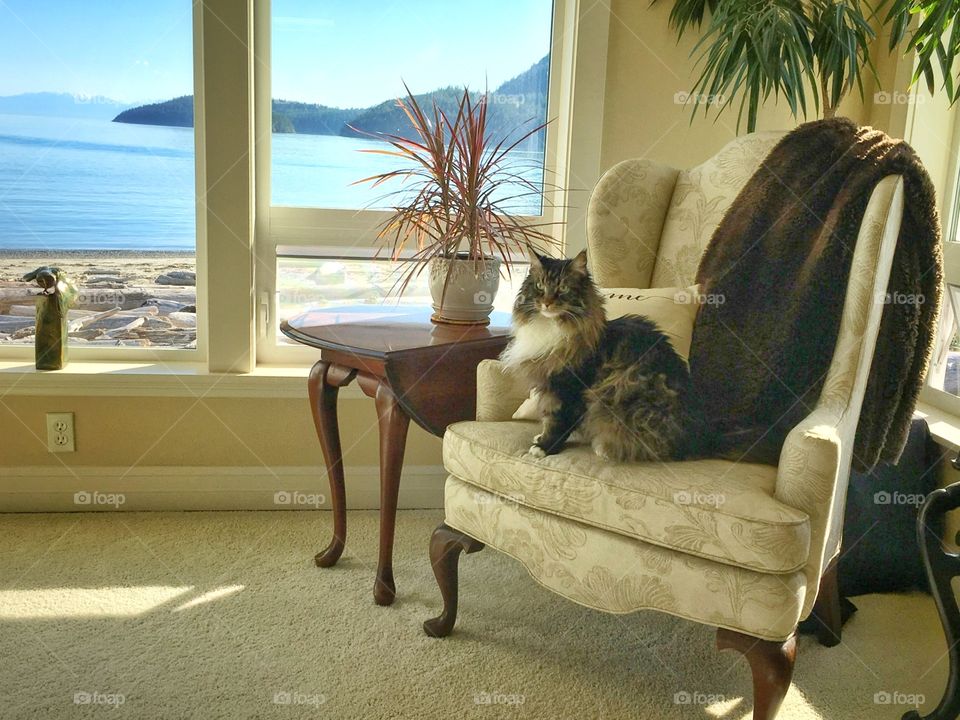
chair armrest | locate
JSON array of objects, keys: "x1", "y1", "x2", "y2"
[
  {"x1": 476, "y1": 359, "x2": 530, "y2": 421},
  {"x1": 774, "y1": 406, "x2": 844, "y2": 558}
]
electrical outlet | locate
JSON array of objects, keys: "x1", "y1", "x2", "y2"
[{"x1": 46, "y1": 412, "x2": 75, "y2": 453}]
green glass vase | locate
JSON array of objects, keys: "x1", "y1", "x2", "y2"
[{"x1": 23, "y1": 267, "x2": 76, "y2": 371}]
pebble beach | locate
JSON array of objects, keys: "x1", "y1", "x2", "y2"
[{"x1": 0, "y1": 251, "x2": 197, "y2": 349}]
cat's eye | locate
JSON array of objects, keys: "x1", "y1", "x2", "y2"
[{"x1": 536, "y1": 280, "x2": 544, "y2": 290}]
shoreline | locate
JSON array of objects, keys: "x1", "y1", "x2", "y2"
[{"x1": 0, "y1": 249, "x2": 194, "y2": 259}]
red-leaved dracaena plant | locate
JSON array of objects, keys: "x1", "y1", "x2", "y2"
[{"x1": 352, "y1": 84, "x2": 562, "y2": 296}]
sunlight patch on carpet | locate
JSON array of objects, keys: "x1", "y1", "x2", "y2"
[
  {"x1": 173, "y1": 585, "x2": 244, "y2": 612},
  {"x1": 0, "y1": 586, "x2": 192, "y2": 619}
]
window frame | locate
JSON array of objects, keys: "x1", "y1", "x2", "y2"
[
  {"x1": 919, "y1": 95, "x2": 960, "y2": 416},
  {"x1": 1, "y1": 0, "x2": 610, "y2": 373},
  {"x1": 0, "y1": 0, "x2": 207, "y2": 365},
  {"x1": 253, "y1": 0, "x2": 610, "y2": 365}
]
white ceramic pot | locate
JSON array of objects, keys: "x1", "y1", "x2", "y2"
[{"x1": 427, "y1": 255, "x2": 501, "y2": 324}]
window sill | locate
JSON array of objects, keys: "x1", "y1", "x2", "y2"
[
  {"x1": 0, "y1": 361, "x2": 323, "y2": 399},
  {"x1": 915, "y1": 402, "x2": 960, "y2": 453}
]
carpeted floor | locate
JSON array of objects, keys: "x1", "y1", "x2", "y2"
[{"x1": 0, "y1": 510, "x2": 948, "y2": 719}]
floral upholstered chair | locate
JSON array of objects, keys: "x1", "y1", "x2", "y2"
[{"x1": 422, "y1": 132, "x2": 906, "y2": 720}]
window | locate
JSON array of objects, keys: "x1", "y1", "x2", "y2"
[
  {"x1": 257, "y1": 0, "x2": 565, "y2": 362},
  {"x1": 0, "y1": 0, "x2": 604, "y2": 372},
  {"x1": 274, "y1": 252, "x2": 527, "y2": 347},
  {"x1": 269, "y1": 1, "x2": 552, "y2": 212},
  {"x1": 923, "y1": 111, "x2": 960, "y2": 413},
  {"x1": 0, "y1": 1, "x2": 198, "y2": 357},
  {"x1": 925, "y1": 243, "x2": 960, "y2": 405}
]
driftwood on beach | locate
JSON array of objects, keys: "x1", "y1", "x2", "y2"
[{"x1": 0, "y1": 255, "x2": 198, "y2": 349}]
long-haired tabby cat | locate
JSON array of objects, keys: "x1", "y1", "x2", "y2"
[{"x1": 501, "y1": 250, "x2": 708, "y2": 462}]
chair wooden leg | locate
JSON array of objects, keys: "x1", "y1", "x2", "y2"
[
  {"x1": 423, "y1": 523, "x2": 484, "y2": 638},
  {"x1": 810, "y1": 560, "x2": 843, "y2": 647},
  {"x1": 717, "y1": 628, "x2": 796, "y2": 720}
]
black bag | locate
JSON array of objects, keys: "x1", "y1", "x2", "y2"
[{"x1": 838, "y1": 417, "x2": 945, "y2": 596}]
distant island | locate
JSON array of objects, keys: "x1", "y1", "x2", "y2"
[
  {"x1": 112, "y1": 56, "x2": 549, "y2": 148},
  {"x1": 0, "y1": 92, "x2": 133, "y2": 121}
]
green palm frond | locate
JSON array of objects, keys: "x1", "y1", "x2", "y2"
[
  {"x1": 684, "y1": 0, "x2": 816, "y2": 132},
  {"x1": 882, "y1": 0, "x2": 960, "y2": 102},
  {"x1": 810, "y1": 0, "x2": 877, "y2": 116},
  {"x1": 655, "y1": 0, "x2": 960, "y2": 132}
]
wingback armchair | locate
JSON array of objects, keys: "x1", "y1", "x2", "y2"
[{"x1": 422, "y1": 132, "x2": 906, "y2": 720}]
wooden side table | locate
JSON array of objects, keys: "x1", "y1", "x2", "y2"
[{"x1": 281, "y1": 305, "x2": 511, "y2": 605}]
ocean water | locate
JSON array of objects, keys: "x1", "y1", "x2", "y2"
[
  {"x1": 0, "y1": 114, "x2": 196, "y2": 251},
  {"x1": 0, "y1": 114, "x2": 543, "y2": 252}
]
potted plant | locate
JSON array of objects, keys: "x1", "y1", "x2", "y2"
[
  {"x1": 657, "y1": 0, "x2": 960, "y2": 132},
  {"x1": 354, "y1": 85, "x2": 559, "y2": 325}
]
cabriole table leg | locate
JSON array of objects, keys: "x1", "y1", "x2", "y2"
[
  {"x1": 308, "y1": 360, "x2": 356, "y2": 568},
  {"x1": 364, "y1": 377, "x2": 410, "y2": 606}
]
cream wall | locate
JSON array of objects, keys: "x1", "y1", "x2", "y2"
[
  {"x1": 0, "y1": 1, "x2": 948, "y2": 511},
  {"x1": 0, "y1": 395, "x2": 446, "y2": 469},
  {"x1": 0, "y1": 392, "x2": 445, "y2": 510}
]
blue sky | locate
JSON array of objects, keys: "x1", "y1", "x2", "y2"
[
  {"x1": 0, "y1": 0, "x2": 552, "y2": 107},
  {"x1": 0, "y1": 1, "x2": 194, "y2": 103}
]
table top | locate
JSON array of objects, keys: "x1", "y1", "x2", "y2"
[{"x1": 280, "y1": 305, "x2": 513, "y2": 359}]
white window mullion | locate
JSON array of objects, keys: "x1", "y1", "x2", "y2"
[{"x1": 202, "y1": 0, "x2": 256, "y2": 374}]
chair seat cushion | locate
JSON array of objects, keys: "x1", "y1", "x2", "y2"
[{"x1": 443, "y1": 421, "x2": 810, "y2": 573}]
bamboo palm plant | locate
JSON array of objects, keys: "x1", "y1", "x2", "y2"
[
  {"x1": 353, "y1": 85, "x2": 558, "y2": 321},
  {"x1": 658, "y1": 0, "x2": 960, "y2": 132}
]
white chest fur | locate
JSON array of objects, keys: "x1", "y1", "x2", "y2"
[{"x1": 501, "y1": 315, "x2": 567, "y2": 368}]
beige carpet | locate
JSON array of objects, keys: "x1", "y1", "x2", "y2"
[{"x1": 0, "y1": 510, "x2": 949, "y2": 719}]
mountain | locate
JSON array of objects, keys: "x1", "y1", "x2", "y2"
[
  {"x1": 113, "y1": 95, "x2": 193, "y2": 127},
  {"x1": 0, "y1": 92, "x2": 132, "y2": 120},
  {"x1": 271, "y1": 100, "x2": 356, "y2": 135},
  {"x1": 112, "y1": 55, "x2": 549, "y2": 149}
]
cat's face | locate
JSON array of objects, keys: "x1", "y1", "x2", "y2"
[{"x1": 514, "y1": 250, "x2": 594, "y2": 323}]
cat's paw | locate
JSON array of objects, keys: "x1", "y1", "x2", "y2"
[
  {"x1": 527, "y1": 444, "x2": 547, "y2": 458},
  {"x1": 592, "y1": 438, "x2": 616, "y2": 462},
  {"x1": 532, "y1": 432, "x2": 544, "y2": 444}
]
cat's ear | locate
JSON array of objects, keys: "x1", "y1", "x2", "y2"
[
  {"x1": 527, "y1": 247, "x2": 543, "y2": 272},
  {"x1": 569, "y1": 249, "x2": 588, "y2": 275}
]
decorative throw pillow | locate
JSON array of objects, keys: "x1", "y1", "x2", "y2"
[{"x1": 511, "y1": 285, "x2": 701, "y2": 420}]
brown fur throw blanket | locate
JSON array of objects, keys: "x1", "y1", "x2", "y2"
[{"x1": 689, "y1": 117, "x2": 942, "y2": 472}]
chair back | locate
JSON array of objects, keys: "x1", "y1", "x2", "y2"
[{"x1": 586, "y1": 132, "x2": 784, "y2": 288}]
